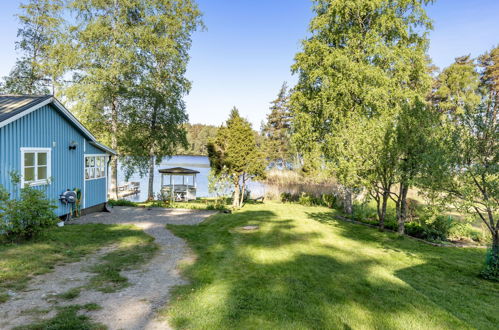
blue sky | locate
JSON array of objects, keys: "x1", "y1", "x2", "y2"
[{"x1": 0, "y1": 0, "x2": 498, "y2": 128}]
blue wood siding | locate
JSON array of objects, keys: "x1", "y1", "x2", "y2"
[
  {"x1": 0, "y1": 104, "x2": 108, "y2": 216},
  {"x1": 85, "y1": 178, "x2": 107, "y2": 208},
  {"x1": 85, "y1": 140, "x2": 107, "y2": 155}
]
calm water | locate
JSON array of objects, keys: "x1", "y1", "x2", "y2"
[{"x1": 117, "y1": 155, "x2": 264, "y2": 202}]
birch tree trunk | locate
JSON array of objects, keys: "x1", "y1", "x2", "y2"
[
  {"x1": 343, "y1": 187, "x2": 353, "y2": 215},
  {"x1": 110, "y1": 99, "x2": 119, "y2": 200},
  {"x1": 147, "y1": 155, "x2": 155, "y2": 201},
  {"x1": 397, "y1": 183, "x2": 409, "y2": 235},
  {"x1": 239, "y1": 174, "x2": 247, "y2": 208},
  {"x1": 378, "y1": 188, "x2": 390, "y2": 231}
]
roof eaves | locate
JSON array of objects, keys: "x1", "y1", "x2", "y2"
[{"x1": 89, "y1": 141, "x2": 117, "y2": 155}]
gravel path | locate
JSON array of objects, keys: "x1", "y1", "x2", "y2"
[{"x1": 0, "y1": 207, "x2": 215, "y2": 330}]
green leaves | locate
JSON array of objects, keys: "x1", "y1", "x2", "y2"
[
  {"x1": 262, "y1": 82, "x2": 294, "y2": 168},
  {"x1": 208, "y1": 108, "x2": 266, "y2": 207},
  {"x1": 0, "y1": 0, "x2": 64, "y2": 94}
]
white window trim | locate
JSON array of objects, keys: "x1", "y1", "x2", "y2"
[
  {"x1": 84, "y1": 154, "x2": 107, "y2": 181},
  {"x1": 20, "y1": 147, "x2": 51, "y2": 187}
]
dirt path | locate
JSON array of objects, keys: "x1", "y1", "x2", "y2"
[{"x1": 0, "y1": 207, "x2": 215, "y2": 330}]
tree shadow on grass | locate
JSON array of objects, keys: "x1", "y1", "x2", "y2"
[
  {"x1": 166, "y1": 209, "x2": 478, "y2": 329},
  {"x1": 307, "y1": 210, "x2": 499, "y2": 329},
  {"x1": 0, "y1": 224, "x2": 153, "y2": 293}
]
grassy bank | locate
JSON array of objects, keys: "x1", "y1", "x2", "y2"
[
  {"x1": 109, "y1": 198, "x2": 229, "y2": 210},
  {"x1": 165, "y1": 202, "x2": 498, "y2": 329},
  {"x1": 0, "y1": 224, "x2": 157, "y2": 302}
]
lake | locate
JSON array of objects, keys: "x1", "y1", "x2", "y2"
[{"x1": 117, "y1": 155, "x2": 265, "y2": 202}]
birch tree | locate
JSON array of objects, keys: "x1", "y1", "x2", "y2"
[
  {"x1": 429, "y1": 51, "x2": 498, "y2": 279},
  {"x1": 1, "y1": 0, "x2": 63, "y2": 95},
  {"x1": 291, "y1": 0, "x2": 433, "y2": 228},
  {"x1": 62, "y1": 0, "x2": 202, "y2": 199}
]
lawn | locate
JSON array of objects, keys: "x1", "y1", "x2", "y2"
[
  {"x1": 165, "y1": 202, "x2": 498, "y2": 329},
  {"x1": 0, "y1": 223, "x2": 157, "y2": 302}
]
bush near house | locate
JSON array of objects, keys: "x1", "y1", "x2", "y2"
[{"x1": 0, "y1": 185, "x2": 58, "y2": 241}]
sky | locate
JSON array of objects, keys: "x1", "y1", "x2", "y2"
[{"x1": 0, "y1": 0, "x2": 498, "y2": 128}]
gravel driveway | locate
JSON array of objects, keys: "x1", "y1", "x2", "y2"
[{"x1": 1, "y1": 207, "x2": 215, "y2": 330}]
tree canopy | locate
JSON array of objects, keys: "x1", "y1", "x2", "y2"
[
  {"x1": 261, "y1": 82, "x2": 294, "y2": 169},
  {"x1": 291, "y1": 0, "x2": 433, "y2": 227},
  {"x1": 208, "y1": 108, "x2": 265, "y2": 208}
]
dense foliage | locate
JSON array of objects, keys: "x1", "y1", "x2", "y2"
[
  {"x1": 261, "y1": 82, "x2": 294, "y2": 168},
  {"x1": 427, "y1": 49, "x2": 499, "y2": 279},
  {"x1": 1, "y1": 0, "x2": 203, "y2": 201},
  {"x1": 291, "y1": 0, "x2": 434, "y2": 231},
  {"x1": 0, "y1": 0, "x2": 63, "y2": 94},
  {"x1": 180, "y1": 124, "x2": 219, "y2": 156},
  {"x1": 0, "y1": 185, "x2": 57, "y2": 240},
  {"x1": 207, "y1": 108, "x2": 265, "y2": 208}
]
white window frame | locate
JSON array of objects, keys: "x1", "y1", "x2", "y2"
[
  {"x1": 20, "y1": 147, "x2": 51, "y2": 187},
  {"x1": 85, "y1": 154, "x2": 107, "y2": 181}
]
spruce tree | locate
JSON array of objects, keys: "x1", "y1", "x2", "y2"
[
  {"x1": 262, "y1": 82, "x2": 293, "y2": 168},
  {"x1": 208, "y1": 108, "x2": 265, "y2": 208}
]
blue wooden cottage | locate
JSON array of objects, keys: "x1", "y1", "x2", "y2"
[{"x1": 0, "y1": 95, "x2": 116, "y2": 216}]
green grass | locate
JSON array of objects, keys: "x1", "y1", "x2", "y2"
[
  {"x1": 56, "y1": 287, "x2": 81, "y2": 300},
  {"x1": 14, "y1": 304, "x2": 105, "y2": 330},
  {"x1": 164, "y1": 202, "x2": 498, "y2": 329},
  {"x1": 87, "y1": 236, "x2": 157, "y2": 292},
  {"x1": 137, "y1": 197, "x2": 229, "y2": 210},
  {"x1": 0, "y1": 223, "x2": 157, "y2": 302}
]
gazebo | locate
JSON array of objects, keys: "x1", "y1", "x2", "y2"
[{"x1": 159, "y1": 167, "x2": 199, "y2": 201}]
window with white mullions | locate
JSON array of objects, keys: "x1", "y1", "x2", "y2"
[
  {"x1": 21, "y1": 148, "x2": 51, "y2": 186},
  {"x1": 85, "y1": 155, "x2": 106, "y2": 180}
]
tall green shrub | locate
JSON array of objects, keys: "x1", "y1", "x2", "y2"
[
  {"x1": 481, "y1": 249, "x2": 499, "y2": 282},
  {"x1": 1, "y1": 186, "x2": 57, "y2": 240}
]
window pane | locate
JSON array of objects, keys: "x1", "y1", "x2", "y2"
[
  {"x1": 90, "y1": 157, "x2": 95, "y2": 167},
  {"x1": 85, "y1": 168, "x2": 90, "y2": 180},
  {"x1": 38, "y1": 166, "x2": 47, "y2": 180},
  {"x1": 24, "y1": 167, "x2": 35, "y2": 182},
  {"x1": 90, "y1": 168, "x2": 95, "y2": 178},
  {"x1": 85, "y1": 157, "x2": 91, "y2": 168},
  {"x1": 38, "y1": 152, "x2": 47, "y2": 166},
  {"x1": 24, "y1": 153, "x2": 35, "y2": 167}
]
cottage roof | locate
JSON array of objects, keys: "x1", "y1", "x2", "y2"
[
  {"x1": 0, "y1": 95, "x2": 53, "y2": 123},
  {"x1": 0, "y1": 95, "x2": 116, "y2": 155},
  {"x1": 159, "y1": 167, "x2": 200, "y2": 175}
]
